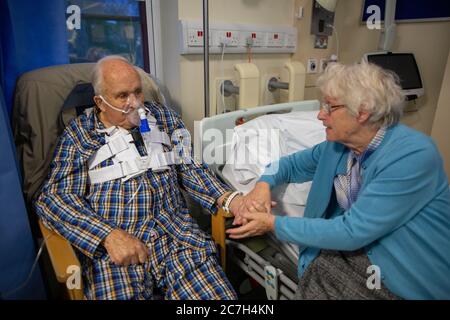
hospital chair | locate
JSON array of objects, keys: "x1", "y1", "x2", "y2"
[
  {"x1": 11, "y1": 63, "x2": 170, "y2": 300},
  {"x1": 195, "y1": 101, "x2": 323, "y2": 300}
]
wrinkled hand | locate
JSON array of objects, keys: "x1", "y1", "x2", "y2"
[
  {"x1": 233, "y1": 182, "x2": 276, "y2": 226},
  {"x1": 228, "y1": 194, "x2": 243, "y2": 216},
  {"x1": 103, "y1": 229, "x2": 148, "y2": 266},
  {"x1": 226, "y1": 200, "x2": 275, "y2": 239}
]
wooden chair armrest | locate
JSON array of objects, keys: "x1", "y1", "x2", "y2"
[
  {"x1": 211, "y1": 208, "x2": 234, "y2": 270},
  {"x1": 221, "y1": 209, "x2": 235, "y2": 219},
  {"x1": 38, "y1": 220, "x2": 84, "y2": 300}
]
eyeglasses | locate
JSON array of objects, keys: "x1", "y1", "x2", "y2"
[{"x1": 321, "y1": 103, "x2": 346, "y2": 115}]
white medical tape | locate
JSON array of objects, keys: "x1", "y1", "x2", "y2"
[
  {"x1": 148, "y1": 130, "x2": 171, "y2": 146},
  {"x1": 88, "y1": 161, "x2": 141, "y2": 184},
  {"x1": 88, "y1": 134, "x2": 132, "y2": 169}
]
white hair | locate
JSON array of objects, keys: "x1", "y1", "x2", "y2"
[
  {"x1": 317, "y1": 61, "x2": 405, "y2": 127},
  {"x1": 92, "y1": 55, "x2": 133, "y2": 95}
]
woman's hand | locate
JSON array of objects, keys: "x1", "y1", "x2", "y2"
[
  {"x1": 226, "y1": 200, "x2": 275, "y2": 239},
  {"x1": 233, "y1": 182, "x2": 276, "y2": 225}
]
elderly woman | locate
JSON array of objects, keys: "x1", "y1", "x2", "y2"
[{"x1": 227, "y1": 62, "x2": 450, "y2": 300}]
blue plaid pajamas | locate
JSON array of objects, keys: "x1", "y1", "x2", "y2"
[
  {"x1": 35, "y1": 102, "x2": 237, "y2": 300},
  {"x1": 84, "y1": 225, "x2": 234, "y2": 299}
]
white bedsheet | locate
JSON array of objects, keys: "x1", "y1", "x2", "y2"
[
  {"x1": 222, "y1": 110, "x2": 325, "y2": 206},
  {"x1": 221, "y1": 110, "x2": 326, "y2": 262}
]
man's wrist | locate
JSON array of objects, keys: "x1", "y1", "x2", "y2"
[
  {"x1": 217, "y1": 191, "x2": 232, "y2": 208},
  {"x1": 228, "y1": 195, "x2": 243, "y2": 212},
  {"x1": 102, "y1": 228, "x2": 117, "y2": 248},
  {"x1": 221, "y1": 191, "x2": 243, "y2": 213}
]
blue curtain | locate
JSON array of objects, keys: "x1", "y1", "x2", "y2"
[
  {"x1": 0, "y1": 0, "x2": 71, "y2": 299},
  {"x1": 0, "y1": 82, "x2": 46, "y2": 300},
  {"x1": 0, "y1": 0, "x2": 69, "y2": 117}
]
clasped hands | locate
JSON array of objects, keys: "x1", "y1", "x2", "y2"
[{"x1": 226, "y1": 182, "x2": 276, "y2": 239}]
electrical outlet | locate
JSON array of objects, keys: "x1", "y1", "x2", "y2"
[
  {"x1": 240, "y1": 31, "x2": 266, "y2": 47},
  {"x1": 187, "y1": 28, "x2": 204, "y2": 47},
  {"x1": 307, "y1": 58, "x2": 318, "y2": 73},
  {"x1": 267, "y1": 32, "x2": 285, "y2": 47},
  {"x1": 214, "y1": 30, "x2": 240, "y2": 47},
  {"x1": 285, "y1": 33, "x2": 296, "y2": 48}
]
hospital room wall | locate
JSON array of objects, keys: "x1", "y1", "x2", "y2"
[
  {"x1": 160, "y1": 0, "x2": 450, "y2": 137},
  {"x1": 331, "y1": 0, "x2": 450, "y2": 136},
  {"x1": 292, "y1": 0, "x2": 341, "y2": 100},
  {"x1": 431, "y1": 51, "x2": 450, "y2": 177},
  {"x1": 160, "y1": 0, "x2": 296, "y2": 134}
]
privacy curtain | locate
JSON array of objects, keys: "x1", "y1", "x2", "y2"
[{"x1": 0, "y1": 0, "x2": 71, "y2": 299}]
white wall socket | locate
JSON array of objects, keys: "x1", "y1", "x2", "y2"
[
  {"x1": 214, "y1": 30, "x2": 240, "y2": 47},
  {"x1": 307, "y1": 58, "x2": 318, "y2": 73},
  {"x1": 179, "y1": 20, "x2": 297, "y2": 54}
]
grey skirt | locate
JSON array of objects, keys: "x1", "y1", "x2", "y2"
[{"x1": 295, "y1": 249, "x2": 402, "y2": 300}]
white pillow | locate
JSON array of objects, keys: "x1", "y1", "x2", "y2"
[{"x1": 222, "y1": 110, "x2": 326, "y2": 208}]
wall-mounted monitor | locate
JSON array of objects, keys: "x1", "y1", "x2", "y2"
[{"x1": 363, "y1": 52, "x2": 424, "y2": 100}]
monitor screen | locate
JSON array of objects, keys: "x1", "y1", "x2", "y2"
[{"x1": 366, "y1": 53, "x2": 423, "y2": 90}]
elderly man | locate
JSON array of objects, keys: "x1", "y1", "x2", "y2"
[
  {"x1": 228, "y1": 62, "x2": 450, "y2": 300},
  {"x1": 35, "y1": 56, "x2": 241, "y2": 300}
]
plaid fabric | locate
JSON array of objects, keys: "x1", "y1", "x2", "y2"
[
  {"x1": 84, "y1": 224, "x2": 236, "y2": 299},
  {"x1": 35, "y1": 102, "x2": 235, "y2": 299},
  {"x1": 334, "y1": 127, "x2": 386, "y2": 210}
]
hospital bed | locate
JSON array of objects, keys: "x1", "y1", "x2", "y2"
[{"x1": 194, "y1": 100, "x2": 324, "y2": 300}]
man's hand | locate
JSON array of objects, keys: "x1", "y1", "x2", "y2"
[
  {"x1": 228, "y1": 194, "x2": 243, "y2": 215},
  {"x1": 226, "y1": 200, "x2": 275, "y2": 239},
  {"x1": 103, "y1": 229, "x2": 149, "y2": 266},
  {"x1": 233, "y1": 182, "x2": 275, "y2": 225}
]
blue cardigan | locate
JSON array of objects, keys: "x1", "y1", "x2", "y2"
[{"x1": 259, "y1": 124, "x2": 450, "y2": 299}]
